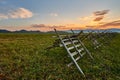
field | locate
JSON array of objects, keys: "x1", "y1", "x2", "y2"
[{"x1": 0, "y1": 33, "x2": 120, "y2": 80}]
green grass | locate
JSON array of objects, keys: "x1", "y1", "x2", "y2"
[{"x1": 0, "y1": 33, "x2": 120, "y2": 80}]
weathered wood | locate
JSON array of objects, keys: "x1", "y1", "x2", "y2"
[
  {"x1": 54, "y1": 28, "x2": 95, "y2": 77},
  {"x1": 54, "y1": 28, "x2": 85, "y2": 76}
]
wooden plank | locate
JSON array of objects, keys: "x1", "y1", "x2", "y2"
[
  {"x1": 71, "y1": 51, "x2": 78, "y2": 56},
  {"x1": 75, "y1": 44, "x2": 81, "y2": 47},
  {"x1": 62, "y1": 38, "x2": 78, "y2": 42},
  {"x1": 75, "y1": 56, "x2": 81, "y2": 61},
  {"x1": 77, "y1": 38, "x2": 94, "y2": 59},
  {"x1": 68, "y1": 46, "x2": 74, "y2": 50},
  {"x1": 68, "y1": 44, "x2": 81, "y2": 50},
  {"x1": 64, "y1": 42, "x2": 72, "y2": 45},
  {"x1": 81, "y1": 52, "x2": 86, "y2": 57},
  {"x1": 73, "y1": 40, "x2": 79, "y2": 43},
  {"x1": 62, "y1": 39, "x2": 69, "y2": 42},
  {"x1": 54, "y1": 29, "x2": 85, "y2": 76},
  {"x1": 67, "y1": 62, "x2": 74, "y2": 67},
  {"x1": 64, "y1": 40, "x2": 79, "y2": 45},
  {"x1": 78, "y1": 48, "x2": 84, "y2": 53},
  {"x1": 68, "y1": 52, "x2": 86, "y2": 67}
]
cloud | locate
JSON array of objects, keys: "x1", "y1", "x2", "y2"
[
  {"x1": 79, "y1": 10, "x2": 109, "y2": 22},
  {"x1": 86, "y1": 20, "x2": 120, "y2": 29},
  {"x1": 50, "y1": 13, "x2": 58, "y2": 17},
  {"x1": 93, "y1": 10, "x2": 110, "y2": 22},
  {"x1": 31, "y1": 24, "x2": 65, "y2": 29},
  {"x1": 100, "y1": 20, "x2": 120, "y2": 28},
  {"x1": 30, "y1": 24, "x2": 68, "y2": 31},
  {"x1": 0, "y1": 8, "x2": 33, "y2": 19},
  {"x1": 31, "y1": 24, "x2": 86, "y2": 31},
  {"x1": 31, "y1": 24, "x2": 50, "y2": 28},
  {"x1": 8, "y1": 8, "x2": 33, "y2": 19},
  {"x1": 93, "y1": 16, "x2": 104, "y2": 21},
  {"x1": 93, "y1": 10, "x2": 109, "y2": 16}
]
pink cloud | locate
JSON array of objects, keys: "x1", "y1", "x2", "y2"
[
  {"x1": 31, "y1": 24, "x2": 49, "y2": 28},
  {"x1": 93, "y1": 16, "x2": 104, "y2": 21},
  {"x1": 100, "y1": 20, "x2": 120, "y2": 28},
  {"x1": 31, "y1": 24, "x2": 65, "y2": 29},
  {"x1": 92, "y1": 10, "x2": 110, "y2": 22},
  {"x1": 79, "y1": 10, "x2": 110, "y2": 22},
  {"x1": 86, "y1": 20, "x2": 120, "y2": 29}
]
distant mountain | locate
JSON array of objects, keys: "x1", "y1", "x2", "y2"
[
  {"x1": 68, "y1": 28, "x2": 120, "y2": 33},
  {"x1": 14, "y1": 30, "x2": 42, "y2": 33},
  {"x1": 0, "y1": 29, "x2": 10, "y2": 33},
  {"x1": 0, "y1": 29, "x2": 43, "y2": 33},
  {"x1": 107, "y1": 28, "x2": 120, "y2": 33},
  {"x1": 0, "y1": 28, "x2": 120, "y2": 33}
]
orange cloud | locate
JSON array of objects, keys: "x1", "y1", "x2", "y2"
[
  {"x1": 79, "y1": 10, "x2": 110, "y2": 23},
  {"x1": 31, "y1": 24, "x2": 65, "y2": 28},
  {"x1": 93, "y1": 16, "x2": 104, "y2": 21},
  {"x1": 99, "y1": 20, "x2": 120, "y2": 28},
  {"x1": 31, "y1": 24, "x2": 50, "y2": 28},
  {"x1": 31, "y1": 24, "x2": 67, "y2": 31},
  {"x1": 30, "y1": 23, "x2": 86, "y2": 31},
  {"x1": 92, "y1": 10, "x2": 109, "y2": 22},
  {"x1": 86, "y1": 20, "x2": 120, "y2": 29}
]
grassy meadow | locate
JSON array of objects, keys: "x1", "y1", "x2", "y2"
[{"x1": 0, "y1": 33, "x2": 120, "y2": 80}]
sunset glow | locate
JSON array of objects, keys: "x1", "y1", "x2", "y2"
[{"x1": 0, "y1": 0, "x2": 120, "y2": 31}]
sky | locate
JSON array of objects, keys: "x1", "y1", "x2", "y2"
[{"x1": 0, "y1": 0, "x2": 120, "y2": 31}]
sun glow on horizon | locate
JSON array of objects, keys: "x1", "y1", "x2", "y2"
[{"x1": 0, "y1": 0, "x2": 120, "y2": 31}]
